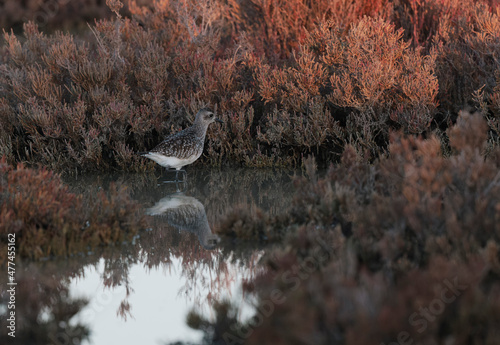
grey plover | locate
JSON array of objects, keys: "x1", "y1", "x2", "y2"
[
  {"x1": 140, "y1": 108, "x2": 223, "y2": 180},
  {"x1": 147, "y1": 194, "x2": 220, "y2": 250}
]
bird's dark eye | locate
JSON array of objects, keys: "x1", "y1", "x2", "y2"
[{"x1": 209, "y1": 113, "x2": 214, "y2": 117}]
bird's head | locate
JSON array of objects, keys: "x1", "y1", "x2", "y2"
[{"x1": 195, "y1": 108, "x2": 224, "y2": 125}]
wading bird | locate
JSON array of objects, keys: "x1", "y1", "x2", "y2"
[{"x1": 140, "y1": 108, "x2": 223, "y2": 181}]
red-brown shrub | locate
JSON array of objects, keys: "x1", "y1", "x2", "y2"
[
  {"x1": 433, "y1": 1, "x2": 500, "y2": 112},
  {"x1": 0, "y1": 157, "x2": 145, "y2": 260},
  {"x1": 0, "y1": 0, "x2": 499, "y2": 171},
  {"x1": 207, "y1": 112, "x2": 500, "y2": 345}
]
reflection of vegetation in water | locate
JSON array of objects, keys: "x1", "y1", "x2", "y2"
[
  {"x1": 0, "y1": 262, "x2": 90, "y2": 345},
  {"x1": 0, "y1": 167, "x2": 282, "y2": 344},
  {"x1": 133, "y1": 168, "x2": 294, "y2": 310},
  {"x1": 66, "y1": 167, "x2": 297, "y2": 229},
  {"x1": 60, "y1": 167, "x2": 292, "y2": 313},
  {"x1": 139, "y1": 215, "x2": 265, "y2": 311},
  {"x1": 0, "y1": 241, "x2": 151, "y2": 344},
  {"x1": 99, "y1": 244, "x2": 140, "y2": 321},
  {"x1": 0, "y1": 158, "x2": 146, "y2": 261},
  {"x1": 0, "y1": 161, "x2": 302, "y2": 344}
]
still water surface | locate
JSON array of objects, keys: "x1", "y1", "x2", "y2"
[{"x1": 18, "y1": 168, "x2": 298, "y2": 344}]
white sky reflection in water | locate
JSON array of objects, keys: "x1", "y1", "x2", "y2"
[{"x1": 69, "y1": 250, "x2": 263, "y2": 344}]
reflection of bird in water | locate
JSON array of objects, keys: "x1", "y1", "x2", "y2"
[{"x1": 146, "y1": 194, "x2": 220, "y2": 250}]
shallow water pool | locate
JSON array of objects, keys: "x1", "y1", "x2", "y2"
[{"x1": 1, "y1": 168, "x2": 298, "y2": 345}]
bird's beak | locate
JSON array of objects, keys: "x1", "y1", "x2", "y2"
[{"x1": 215, "y1": 118, "x2": 224, "y2": 124}]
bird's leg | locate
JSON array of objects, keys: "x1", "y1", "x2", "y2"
[
  {"x1": 180, "y1": 169, "x2": 187, "y2": 182},
  {"x1": 174, "y1": 169, "x2": 187, "y2": 182},
  {"x1": 161, "y1": 168, "x2": 178, "y2": 183},
  {"x1": 175, "y1": 180, "x2": 187, "y2": 193}
]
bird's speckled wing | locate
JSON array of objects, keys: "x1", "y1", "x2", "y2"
[{"x1": 149, "y1": 128, "x2": 203, "y2": 159}]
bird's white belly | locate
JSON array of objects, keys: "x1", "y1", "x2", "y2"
[
  {"x1": 146, "y1": 195, "x2": 203, "y2": 215},
  {"x1": 145, "y1": 152, "x2": 201, "y2": 169}
]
